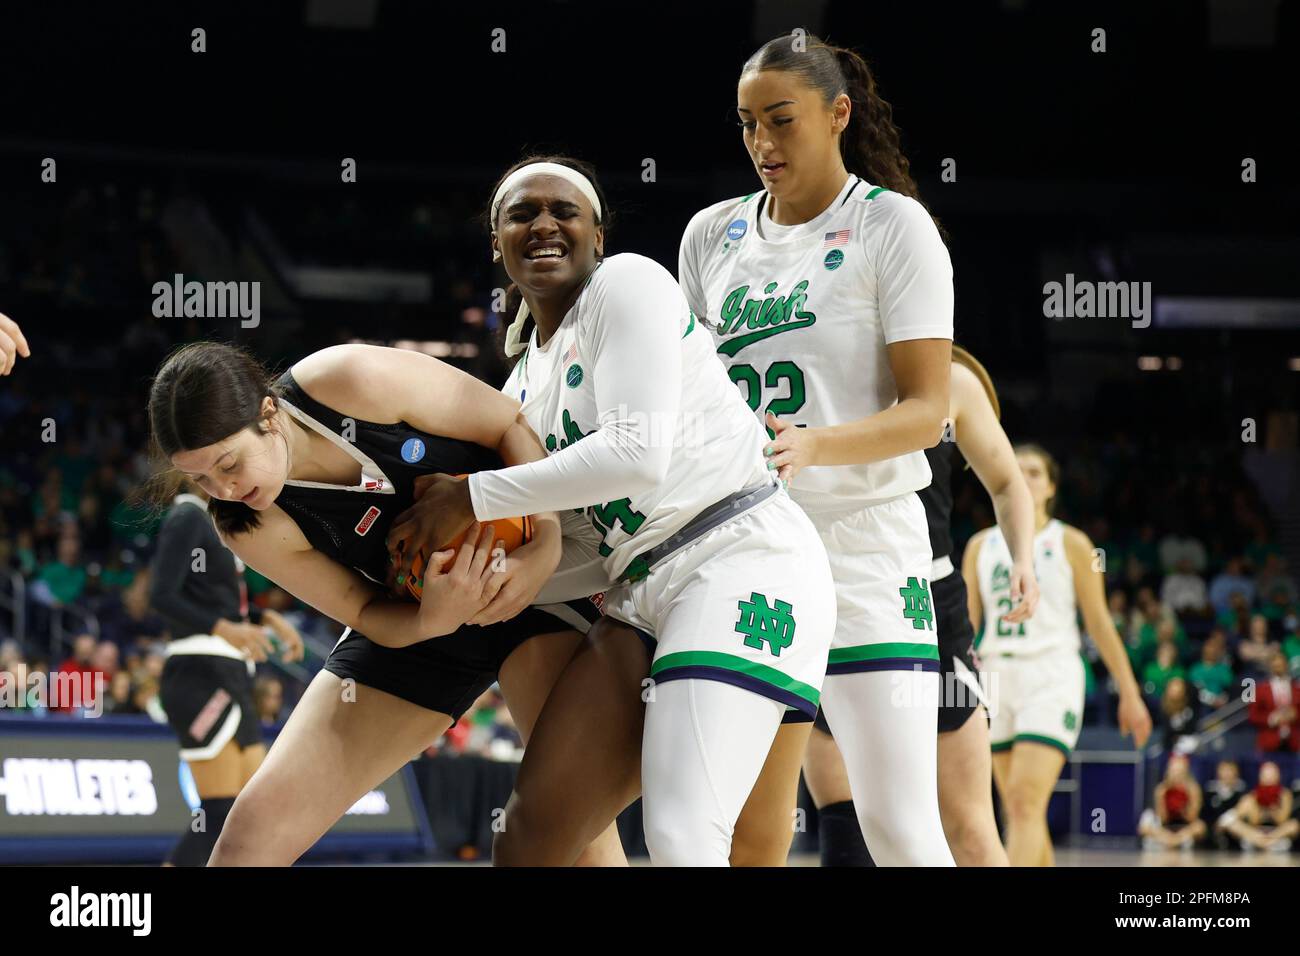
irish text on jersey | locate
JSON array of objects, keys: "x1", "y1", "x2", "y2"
[{"x1": 714, "y1": 280, "x2": 817, "y2": 357}]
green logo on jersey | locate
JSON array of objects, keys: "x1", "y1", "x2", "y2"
[
  {"x1": 544, "y1": 408, "x2": 591, "y2": 453},
  {"x1": 735, "y1": 592, "x2": 796, "y2": 657},
  {"x1": 714, "y1": 280, "x2": 817, "y2": 357},
  {"x1": 1063, "y1": 710, "x2": 1077, "y2": 731},
  {"x1": 899, "y1": 577, "x2": 934, "y2": 631},
  {"x1": 823, "y1": 249, "x2": 844, "y2": 271},
  {"x1": 991, "y1": 562, "x2": 1011, "y2": 593},
  {"x1": 565, "y1": 364, "x2": 584, "y2": 388}
]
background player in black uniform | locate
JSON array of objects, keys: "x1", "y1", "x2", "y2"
[
  {"x1": 148, "y1": 341, "x2": 622, "y2": 866},
  {"x1": 149, "y1": 483, "x2": 304, "y2": 865},
  {"x1": 796, "y1": 346, "x2": 1040, "y2": 865}
]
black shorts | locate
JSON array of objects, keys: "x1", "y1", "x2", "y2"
[
  {"x1": 160, "y1": 652, "x2": 262, "y2": 760},
  {"x1": 323, "y1": 599, "x2": 600, "y2": 720},
  {"x1": 933, "y1": 570, "x2": 985, "y2": 734},
  {"x1": 811, "y1": 571, "x2": 984, "y2": 736}
]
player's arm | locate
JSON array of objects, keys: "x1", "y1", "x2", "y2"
[
  {"x1": 951, "y1": 363, "x2": 1039, "y2": 623},
  {"x1": 294, "y1": 344, "x2": 563, "y2": 602},
  {"x1": 961, "y1": 529, "x2": 987, "y2": 635},
  {"x1": 467, "y1": 257, "x2": 681, "y2": 519},
  {"x1": 1064, "y1": 525, "x2": 1152, "y2": 747},
  {"x1": 226, "y1": 506, "x2": 497, "y2": 648},
  {"x1": 0, "y1": 312, "x2": 31, "y2": 376}
]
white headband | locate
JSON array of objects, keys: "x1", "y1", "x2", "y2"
[{"x1": 491, "y1": 162, "x2": 603, "y2": 357}]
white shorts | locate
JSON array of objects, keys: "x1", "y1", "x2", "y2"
[
  {"x1": 985, "y1": 648, "x2": 1085, "y2": 756},
  {"x1": 808, "y1": 493, "x2": 939, "y2": 675},
  {"x1": 603, "y1": 490, "x2": 836, "y2": 719}
]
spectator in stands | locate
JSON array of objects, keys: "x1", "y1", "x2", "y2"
[
  {"x1": 0, "y1": 659, "x2": 38, "y2": 713},
  {"x1": 1249, "y1": 650, "x2": 1300, "y2": 753},
  {"x1": 97, "y1": 567, "x2": 168, "y2": 649},
  {"x1": 253, "y1": 674, "x2": 284, "y2": 727},
  {"x1": 1129, "y1": 588, "x2": 1183, "y2": 668},
  {"x1": 87, "y1": 640, "x2": 119, "y2": 711},
  {"x1": 1188, "y1": 630, "x2": 1235, "y2": 709},
  {"x1": 1161, "y1": 557, "x2": 1211, "y2": 619},
  {"x1": 1157, "y1": 677, "x2": 1198, "y2": 750},
  {"x1": 1201, "y1": 759, "x2": 1248, "y2": 849},
  {"x1": 53, "y1": 633, "x2": 95, "y2": 712},
  {"x1": 1256, "y1": 554, "x2": 1297, "y2": 607},
  {"x1": 1261, "y1": 583, "x2": 1298, "y2": 629},
  {"x1": 32, "y1": 532, "x2": 87, "y2": 607},
  {"x1": 1217, "y1": 761, "x2": 1298, "y2": 852},
  {"x1": 1209, "y1": 557, "x2": 1255, "y2": 615},
  {"x1": 1237, "y1": 614, "x2": 1278, "y2": 682},
  {"x1": 0, "y1": 638, "x2": 20, "y2": 670},
  {"x1": 1139, "y1": 754, "x2": 1206, "y2": 850},
  {"x1": 132, "y1": 676, "x2": 162, "y2": 720},
  {"x1": 1159, "y1": 526, "x2": 1207, "y2": 576},
  {"x1": 1127, "y1": 523, "x2": 1161, "y2": 582},
  {"x1": 1217, "y1": 591, "x2": 1253, "y2": 642},
  {"x1": 1143, "y1": 640, "x2": 1185, "y2": 699},
  {"x1": 103, "y1": 669, "x2": 140, "y2": 715},
  {"x1": 1284, "y1": 627, "x2": 1300, "y2": 678}
]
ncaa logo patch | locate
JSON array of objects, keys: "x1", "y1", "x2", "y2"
[
  {"x1": 823, "y1": 249, "x2": 844, "y2": 271},
  {"x1": 400, "y1": 437, "x2": 425, "y2": 463},
  {"x1": 354, "y1": 505, "x2": 382, "y2": 536},
  {"x1": 565, "y1": 364, "x2": 584, "y2": 388},
  {"x1": 726, "y1": 219, "x2": 748, "y2": 241}
]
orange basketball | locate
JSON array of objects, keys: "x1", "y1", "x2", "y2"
[{"x1": 402, "y1": 514, "x2": 533, "y2": 601}]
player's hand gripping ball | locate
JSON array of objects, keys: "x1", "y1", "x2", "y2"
[{"x1": 397, "y1": 514, "x2": 533, "y2": 601}]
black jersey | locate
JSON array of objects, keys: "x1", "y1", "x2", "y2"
[
  {"x1": 272, "y1": 369, "x2": 501, "y2": 585},
  {"x1": 150, "y1": 495, "x2": 243, "y2": 638},
  {"x1": 918, "y1": 440, "x2": 962, "y2": 564}
]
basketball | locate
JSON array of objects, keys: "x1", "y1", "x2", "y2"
[{"x1": 402, "y1": 513, "x2": 533, "y2": 601}]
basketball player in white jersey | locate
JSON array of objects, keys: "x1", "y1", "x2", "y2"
[
  {"x1": 965, "y1": 444, "x2": 1152, "y2": 866},
  {"x1": 392, "y1": 155, "x2": 837, "y2": 866},
  {"x1": 679, "y1": 34, "x2": 955, "y2": 865}
]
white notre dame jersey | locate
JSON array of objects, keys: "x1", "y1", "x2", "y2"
[
  {"x1": 501, "y1": 253, "x2": 774, "y2": 581},
  {"x1": 976, "y1": 519, "x2": 1081, "y2": 658},
  {"x1": 679, "y1": 174, "x2": 953, "y2": 517}
]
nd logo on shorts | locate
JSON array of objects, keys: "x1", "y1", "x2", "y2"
[
  {"x1": 565, "y1": 364, "x2": 584, "y2": 388},
  {"x1": 823, "y1": 249, "x2": 844, "y2": 271},
  {"x1": 400, "y1": 437, "x2": 425, "y2": 463},
  {"x1": 735, "y1": 591, "x2": 795, "y2": 658},
  {"x1": 898, "y1": 577, "x2": 934, "y2": 630}
]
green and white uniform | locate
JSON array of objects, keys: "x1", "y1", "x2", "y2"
[
  {"x1": 478, "y1": 252, "x2": 836, "y2": 719},
  {"x1": 680, "y1": 174, "x2": 957, "y2": 866},
  {"x1": 976, "y1": 520, "x2": 1086, "y2": 755},
  {"x1": 680, "y1": 175, "x2": 953, "y2": 675}
]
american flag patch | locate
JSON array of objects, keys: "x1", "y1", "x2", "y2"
[
  {"x1": 823, "y1": 229, "x2": 851, "y2": 248},
  {"x1": 562, "y1": 342, "x2": 580, "y2": 365}
]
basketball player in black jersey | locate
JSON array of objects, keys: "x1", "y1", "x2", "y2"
[
  {"x1": 148, "y1": 341, "x2": 623, "y2": 866},
  {"x1": 733, "y1": 346, "x2": 1041, "y2": 866},
  {"x1": 150, "y1": 482, "x2": 304, "y2": 865}
]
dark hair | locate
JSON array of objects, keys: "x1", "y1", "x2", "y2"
[
  {"x1": 741, "y1": 35, "x2": 943, "y2": 237},
  {"x1": 147, "y1": 341, "x2": 283, "y2": 536},
  {"x1": 1014, "y1": 442, "x2": 1061, "y2": 517},
  {"x1": 482, "y1": 154, "x2": 612, "y2": 363}
]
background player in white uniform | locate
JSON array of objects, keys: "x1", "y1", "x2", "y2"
[
  {"x1": 680, "y1": 34, "x2": 955, "y2": 865},
  {"x1": 396, "y1": 157, "x2": 837, "y2": 866},
  {"x1": 964, "y1": 444, "x2": 1152, "y2": 866},
  {"x1": 788, "y1": 347, "x2": 1040, "y2": 867}
]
